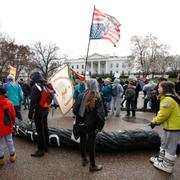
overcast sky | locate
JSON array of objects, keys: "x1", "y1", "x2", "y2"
[{"x1": 0, "y1": 0, "x2": 179, "y2": 58}]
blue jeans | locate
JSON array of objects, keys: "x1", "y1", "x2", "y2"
[{"x1": 0, "y1": 134, "x2": 15, "y2": 157}]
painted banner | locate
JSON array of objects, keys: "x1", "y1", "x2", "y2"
[
  {"x1": 49, "y1": 64, "x2": 74, "y2": 115},
  {"x1": 9, "y1": 66, "x2": 16, "y2": 77}
]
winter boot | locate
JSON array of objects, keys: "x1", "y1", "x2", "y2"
[
  {"x1": 9, "y1": 153, "x2": 16, "y2": 163},
  {"x1": 0, "y1": 156, "x2": 5, "y2": 166},
  {"x1": 153, "y1": 152, "x2": 176, "y2": 173},
  {"x1": 89, "y1": 164, "x2": 103, "y2": 172},
  {"x1": 150, "y1": 148, "x2": 165, "y2": 163},
  {"x1": 81, "y1": 157, "x2": 89, "y2": 166}
]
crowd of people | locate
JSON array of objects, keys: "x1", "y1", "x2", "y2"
[{"x1": 0, "y1": 72, "x2": 180, "y2": 174}]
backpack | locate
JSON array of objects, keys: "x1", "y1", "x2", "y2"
[
  {"x1": 39, "y1": 85, "x2": 54, "y2": 108},
  {"x1": 111, "y1": 84, "x2": 118, "y2": 97},
  {"x1": 125, "y1": 88, "x2": 136, "y2": 100}
]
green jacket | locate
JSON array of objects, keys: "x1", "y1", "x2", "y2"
[{"x1": 152, "y1": 96, "x2": 180, "y2": 130}]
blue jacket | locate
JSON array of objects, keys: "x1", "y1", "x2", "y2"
[{"x1": 3, "y1": 81, "x2": 23, "y2": 106}]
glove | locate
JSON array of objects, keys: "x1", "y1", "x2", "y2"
[{"x1": 149, "y1": 122, "x2": 156, "y2": 129}]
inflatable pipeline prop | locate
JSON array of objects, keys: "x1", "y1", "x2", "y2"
[{"x1": 13, "y1": 119, "x2": 164, "y2": 152}]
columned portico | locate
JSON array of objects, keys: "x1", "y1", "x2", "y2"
[
  {"x1": 98, "y1": 61, "x2": 101, "y2": 74},
  {"x1": 105, "y1": 62, "x2": 108, "y2": 74},
  {"x1": 91, "y1": 61, "x2": 93, "y2": 74}
]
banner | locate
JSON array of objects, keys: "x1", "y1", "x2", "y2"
[
  {"x1": 49, "y1": 64, "x2": 74, "y2": 115},
  {"x1": 9, "y1": 66, "x2": 16, "y2": 77}
]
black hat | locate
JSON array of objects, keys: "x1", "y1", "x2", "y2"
[
  {"x1": 30, "y1": 71, "x2": 45, "y2": 83},
  {"x1": 0, "y1": 86, "x2": 6, "y2": 95}
]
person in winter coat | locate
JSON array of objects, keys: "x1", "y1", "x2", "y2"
[
  {"x1": 28, "y1": 72, "x2": 52, "y2": 157},
  {"x1": 101, "y1": 78, "x2": 112, "y2": 113},
  {"x1": 149, "y1": 81, "x2": 180, "y2": 173},
  {"x1": 125, "y1": 81, "x2": 136, "y2": 117},
  {"x1": 111, "y1": 79, "x2": 124, "y2": 117},
  {"x1": 73, "y1": 78, "x2": 105, "y2": 172},
  {"x1": 0, "y1": 86, "x2": 16, "y2": 166},
  {"x1": 73, "y1": 81, "x2": 85, "y2": 101},
  {"x1": 3, "y1": 74, "x2": 23, "y2": 121},
  {"x1": 143, "y1": 80, "x2": 157, "y2": 110}
]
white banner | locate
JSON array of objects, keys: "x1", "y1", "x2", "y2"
[{"x1": 49, "y1": 64, "x2": 74, "y2": 115}]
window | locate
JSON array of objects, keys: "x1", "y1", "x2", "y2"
[
  {"x1": 72, "y1": 65, "x2": 74, "y2": 69},
  {"x1": 77, "y1": 65, "x2": 79, "y2": 69},
  {"x1": 122, "y1": 63, "x2": 126, "y2": 68},
  {"x1": 110, "y1": 64, "x2": 113, "y2": 68},
  {"x1": 82, "y1": 65, "x2": 84, "y2": 69},
  {"x1": 116, "y1": 63, "x2": 119, "y2": 68}
]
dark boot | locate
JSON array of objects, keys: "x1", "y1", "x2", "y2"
[
  {"x1": 81, "y1": 157, "x2": 89, "y2": 166},
  {"x1": 31, "y1": 150, "x2": 44, "y2": 157},
  {"x1": 89, "y1": 164, "x2": 103, "y2": 172}
]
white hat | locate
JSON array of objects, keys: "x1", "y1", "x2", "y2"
[{"x1": 7, "y1": 74, "x2": 15, "y2": 80}]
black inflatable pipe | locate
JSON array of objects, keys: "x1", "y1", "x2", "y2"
[{"x1": 13, "y1": 119, "x2": 163, "y2": 152}]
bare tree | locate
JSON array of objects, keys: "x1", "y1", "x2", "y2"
[
  {"x1": 130, "y1": 34, "x2": 170, "y2": 74},
  {"x1": 167, "y1": 55, "x2": 180, "y2": 72},
  {"x1": 0, "y1": 33, "x2": 32, "y2": 79},
  {"x1": 31, "y1": 42, "x2": 63, "y2": 79},
  {"x1": 130, "y1": 35, "x2": 149, "y2": 73}
]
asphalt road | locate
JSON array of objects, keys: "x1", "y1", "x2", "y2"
[
  {"x1": 1, "y1": 136, "x2": 179, "y2": 180},
  {"x1": 1, "y1": 109, "x2": 180, "y2": 180}
]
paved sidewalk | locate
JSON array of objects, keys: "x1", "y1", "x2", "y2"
[{"x1": 1, "y1": 98, "x2": 179, "y2": 179}]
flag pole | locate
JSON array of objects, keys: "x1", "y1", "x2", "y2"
[{"x1": 84, "y1": 5, "x2": 95, "y2": 77}]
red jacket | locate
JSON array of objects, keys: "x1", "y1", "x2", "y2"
[{"x1": 0, "y1": 96, "x2": 16, "y2": 137}]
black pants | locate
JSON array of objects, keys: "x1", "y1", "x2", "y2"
[
  {"x1": 126, "y1": 99, "x2": 136, "y2": 116},
  {"x1": 14, "y1": 105, "x2": 23, "y2": 121},
  {"x1": 80, "y1": 131, "x2": 96, "y2": 166},
  {"x1": 34, "y1": 108, "x2": 49, "y2": 152}
]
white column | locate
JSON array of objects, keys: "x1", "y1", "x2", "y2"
[
  {"x1": 91, "y1": 61, "x2": 93, "y2": 74},
  {"x1": 98, "y1": 61, "x2": 100, "y2": 74},
  {"x1": 105, "y1": 61, "x2": 108, "y2": 74}
]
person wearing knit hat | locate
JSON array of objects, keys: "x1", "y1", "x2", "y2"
[
  {"x1": 0, "y1": 86, "x2": 6, "y2": 96},
  {"x1": 0, "y1": 85, "x2": 16, "y2": 166}
]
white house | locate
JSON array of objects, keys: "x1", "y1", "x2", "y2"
[{"x1": 65, "y1": 53, "x2": 132, "y2": 76}]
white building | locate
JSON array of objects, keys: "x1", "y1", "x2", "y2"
[{"x1": 65, "y1": 53, "x2": 132, "y2": 76}]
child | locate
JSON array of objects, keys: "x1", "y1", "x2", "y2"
[
  {"x1": 0, "y1": 86, "x2": 16, "y2": 166},
  {"x1": 149, "y1": 81, "x2": 180, "y2": 173}
]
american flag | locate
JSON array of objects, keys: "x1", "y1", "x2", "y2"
[{"x1": 90, "y1": 8, "x2": 121, "y2": 47}]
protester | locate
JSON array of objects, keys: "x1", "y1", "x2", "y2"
[
  {"x1": 0, "y1": 86, "x2": 16, "y2": 166},
  {"x1": 3, "y1": 74, "x2": 23, "y2": 121},
  {"x1": 101, "y1": 78, "x2": 112, "y2": 114},
  {"x1": 121, "y1": 80, "x2": 129, "y2": 107},
  {"x1": 111, "y1": 78, "x2": 124, "y2": 117},
  {"x1": 125, "y1": 81, "x2": 136, "y2": 117},
  {"x1": 22, "y1": 82, "x2": 31, "y2": 110},
  {"x1": 28, "y1": 72, "x2": 53, "y2": 157},
  {"x1": 149, "y1": 81, "x2": 180, "y2": 173},
  {"x1": 73, "y1": 78, "x2": 105, "y2": 172},
  {"x1": 73, "y1": 81, "x2": 85, "y2": 101},
  {"x1": 142, "y1": 79, "x2": 157, "y2": 111}
]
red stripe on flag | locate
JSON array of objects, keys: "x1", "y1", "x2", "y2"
[{"x1": 91, "y1": 7, "x2": 121, "y2": 46}]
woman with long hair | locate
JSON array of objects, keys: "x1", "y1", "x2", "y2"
[
  {"x1": 73, "y1": 79, "x2": 105, "y2": 172},
  {"x1": 149, "y1": 81, "x2": 180, "y2": 173}
]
